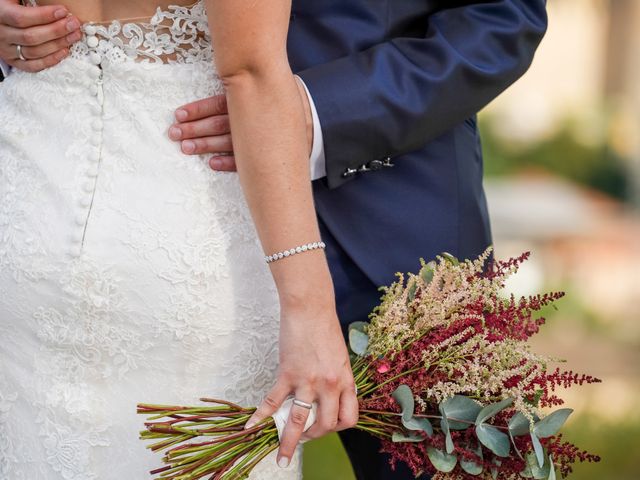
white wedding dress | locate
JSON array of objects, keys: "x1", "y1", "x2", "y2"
[{"x1": 0, "y1": 1, "x2": 302, "y2": 478}]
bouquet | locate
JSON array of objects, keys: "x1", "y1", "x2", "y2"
[{"x1": 138, "y1": 248, "x2": 600, "y2": 479}]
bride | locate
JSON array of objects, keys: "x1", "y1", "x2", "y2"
[{"x1": 0, "y1": 0, "x2": 358, "y2": 478}]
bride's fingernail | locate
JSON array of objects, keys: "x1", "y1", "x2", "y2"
[
  {"x1": 277, "y1": 456, "x2": 290, "y2": 469},
  {"x1": 244, "y1": 419, "x2": 256, "y2": 430},
  {"x1": 175, "y1": 109, "x2": 188, "y2": 121}
]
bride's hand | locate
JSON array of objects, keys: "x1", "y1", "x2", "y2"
[{"x1": 244, "y1": 292, "x2": 359, "y2": 469}]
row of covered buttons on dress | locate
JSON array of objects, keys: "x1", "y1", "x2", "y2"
[
  {"x1": 342, "y1": 156, "x2": 395, "y2": 178},
  {"x1": 69, "y1": 24, "x2": 105, "y2": 258}
]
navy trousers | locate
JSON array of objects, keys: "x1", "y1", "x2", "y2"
[{"x1": 318, "y1": 215, "x2": 430, "y2": 480}]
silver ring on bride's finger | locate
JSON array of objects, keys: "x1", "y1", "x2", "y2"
[
  {"x1": 16, "y1": 44, "x2": 27, "y2": 61},
  {"x1": 292, "y1": 398, "x2": 313, "y2": 409}
]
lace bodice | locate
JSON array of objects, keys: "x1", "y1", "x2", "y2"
[
  {"x1": 0, "y1": 3, "x2": 302, "y2": 478},
  {"x1": 28, "y1": 0, "x2": 212, "y2": 66}
]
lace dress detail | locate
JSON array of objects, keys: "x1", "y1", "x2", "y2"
[{"x1": 0, "y1": 2, "x2": 302, "y2": 479}]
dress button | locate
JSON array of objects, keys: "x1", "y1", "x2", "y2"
[
  {"x1": 75, "y1": 214, "x2": 86, "y2": 227},
  {"x1": 88, "y1": 67, "x2": 101, "y2": 80},
  {"x1": 86, "y1": 35, "x2": 99, "y2": 48},
  {"x1": 71, "y1": 230, "x2": 83, "y2": 244},
  {"x1": 89, "y1": 84, "x2": 99, "y2": 96},
  {"x1": 86, "y1": 165, "x2": 99, "y2": 177},
  {"x1": 92, "y1": 119, "x2": 103, "y2": 131},
  {"x1": 83, "y1": 181, "x2": 94, "y2": 193},
  {"x1": 90, "y1": 136, "x2": 101, "y2": 147},
  {"x1": 90, "y1": 104, "x2": 102, "y2": 115},
  {"x1": 368, "y1": 159, "x2": 383, "y2": 171},
  {"x1": 89, "y1": 52, "x2": 102, "y2": 65},
  {"x1": 84, "y1": 24, "x2": 97, "y2": 36},
  {"x1": 89, "y1": 150, "x2": 100, "y2": 162},
  {"x1": 79, "y1": 196, "x2": 92, "y2": 207}
]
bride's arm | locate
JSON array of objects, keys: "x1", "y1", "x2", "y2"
[{"x1": 204, "y1": 0, "x2": 358, "y2": 467}]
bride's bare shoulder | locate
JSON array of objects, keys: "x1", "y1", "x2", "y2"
[{"x1": 31, "y1": 0, "x2": 198, "y2": 23}]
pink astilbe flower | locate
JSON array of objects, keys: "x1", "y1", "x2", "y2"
[{"x1": 358, "y1": 248, "x2": 600, "y2": 478}]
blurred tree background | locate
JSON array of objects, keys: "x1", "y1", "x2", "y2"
[{"x1": 303, "y1": 1, "x2": 640, "y2": 478}]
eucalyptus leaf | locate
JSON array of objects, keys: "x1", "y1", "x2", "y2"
[
  {"x1": 460, "y1": 458, "x2": 483, "y2": 476},
  {"x1": 392, "y1": 431, "x2": 424, "y2": 443},
  {"x1": 420, "y1": 262, "x2": 435, "y2": 284},
  {"x1": 533, "y1": 409, "x2": 573, "y2": 438},
  {"x1": 491, "y1": 459, "x2": 502, "y2": 480},
  {"x1": 439, "y1": 396, "x2": 481, "y2": 454},
  {"x1": 392, "y1": 385, "x2": 414, "y2": 422},
  {"x1": 521, "y1": 452, "x2": 551, "y2": 479},
  {"x1": 548, "y1": 456, "x2": 556, "y2": 480},
  {"x1": 407, "y1": 280, "x2": 417, "y2": 303},
  {"x1": 531, "y1": 432, "x2": 545, "y2": 468},
  {"x1": 440, "y1": 414, "x2": 454, "y2": 454},
  {"x1": 348, "y1": 321, "x2": 368, "y2": 334},
  {"x1": 441, "y1": 395, "x2": 482, "y2": 430},
  {"x1": 460, "y1": 443, "x2": 484, "y2": 476},
  {"x1": 441, "y1": 252, "x2": 460, "y2": 266},
  {"x1": 476, "y1": 424, "x2": 511, "y2": 457},
  {"x1": 508, "y1": 412, "x2": 537, "y2": 436},
  {"x1": 426, "y1": 447, "x2": 457, "y2": 473},
  {"x1": 348, "y1": 329, "x2": 369, "y2": 356},
  {"x1": 392, "y1": 385, "x2": 433, "y2": 436},
  {"x1": 403, "y1": 416, "x2": 433, "y2": 437},
  {"x1": 476, "y1": 398, "x2": 514, "y2": 425}
]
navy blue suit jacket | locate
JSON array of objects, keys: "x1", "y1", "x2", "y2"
[{"x1": 288, "y1": 0, "x2": 547, "y2": 288}]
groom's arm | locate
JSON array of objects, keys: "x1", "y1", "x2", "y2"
[{"x1": 297, "y1": 0, "x2": 548, "y2": 189}]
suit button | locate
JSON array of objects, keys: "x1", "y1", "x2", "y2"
[
  {"x1": 342, "y1": 167, "x2": 358, "y2": 178},
  {"x1": 367, "y1": 159, "x2": 383, "y2": 171},
  {"x1": 382, "y1": 157, "x2": 395, "y2": 168}
]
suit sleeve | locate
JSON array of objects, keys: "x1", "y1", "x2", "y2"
[{"x1": 297, "y1": 0, "x2": 548, "y2": 189}]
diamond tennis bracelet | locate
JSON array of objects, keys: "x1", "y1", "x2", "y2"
[{"x1": 265, "y1": 241, "x2": 326, "y2": 264}]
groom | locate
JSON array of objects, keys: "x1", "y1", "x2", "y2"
[{"x1": 0, "y1": 1, "x2": 547, "y2": 478}]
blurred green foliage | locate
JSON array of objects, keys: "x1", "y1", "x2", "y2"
[
  {"x1": 303, "y1": 433, "x2": 355, "y2": 480},
  {"x1": 479, "y1": 118, "x2": 629, "y2": 202},
  {"x1": 562, "y1": 415, "x2": 640, "y2": 480}
]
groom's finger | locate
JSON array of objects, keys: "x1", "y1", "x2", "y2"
[
  {"x1": 180, "y1": 135, "x2": 233, "y2": 155},
  {"x1": 175, "y1": 94, "x2": 228, "y2": 122},
  {"x1": 2, "y1": 14, "x2": 79, "y2": 46},
  {"x1": 209, "y1": 155, "x2": 237, "y2": 172},
  {"x1": 0, "y1": 2, "x2": 68, "y2": 29},
  {"x1": 244, "y1": 380, "x2": 290, "y2": 430},
  {"x1": 10, "y1": 46, "x2": 67, "y2": 72},
  {"x1": 169, "y1": 114, "x2": 230, "y2": 141}
]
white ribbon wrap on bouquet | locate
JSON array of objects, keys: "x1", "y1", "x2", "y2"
[{"x1": 271, "y1": 396, "x2": 318, "y2": 444}]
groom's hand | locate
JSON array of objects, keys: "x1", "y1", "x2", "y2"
[
  {"x1": 171, "y1": 76, "x2": 314, "y2": 171},
  {"x1": 0, "y1": 0, "x2": 81, "y2": 72},
  {"x1": 169, "y1": 94, "x2": 236, "y2": 171}
]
